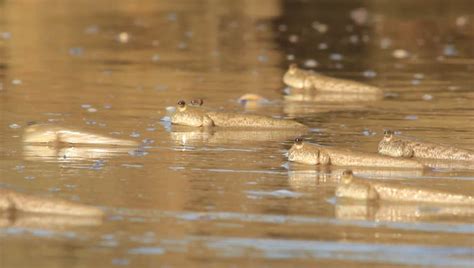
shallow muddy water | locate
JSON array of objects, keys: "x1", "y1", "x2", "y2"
[{"x1": 1, "y1": 0, "x2": 473, "y2": 267}]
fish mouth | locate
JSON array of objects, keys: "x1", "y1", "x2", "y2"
[{"x1": 161, "y1": 106, "x2": 177, "y2": 122}]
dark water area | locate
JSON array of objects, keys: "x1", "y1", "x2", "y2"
[{"x1": 0, "y1": 0, "x2": 473, "y2": 267}]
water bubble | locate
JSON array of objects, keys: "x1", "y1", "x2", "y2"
[
  {"x1": 91, "y1": 160, "x2": 105, "y2": 170},
  {"x1": 288, "y1": 34, "x2": 299, "y2": 43},
  {"x1": 121, "y1": 163, "x2": 144, "y2": 169},
  {"x1": 87, "y1": 108, "x2": 98, "y2": 113},
  {"x1": 278, "y1": 24, "x2": 287, "y2": 32},
  {"x1": 112, "y1": 258, "x2": 130, "y2": 266},
  {"x1": 443, "y1": 44, "x2": 457, "y2": 56},
  {"x1": 128, "y1": 247, "x2": 165, "y2": 255},
  {"x1": 411, "y1": 80, "x2": 421, "y2": 85},
  {"x1": 128, "y1": 148, "x2": 148, "y2": 157},
  {"x1": 142, "y1": 138, "x2": 155, "y2": 145},
  {"x1": 311, "y1": 21, "x2": 328, "y2": 33},
  {"x1": 48, "y1": 187, "x2": 61, "y2": 192},
  {"x1": 349, "y1": 35, "x2": 359, "y2": 44},
  {"x1": 151, "y1": 54, "x2": 160, "y2": 62},
  {"x1": 12, "y1": 79, "x2": 22, "y2": 85},
  {"x1": 413, "y1": 73, "x2": 424, "y2": 79},
  {"x1": 380, "y1": 38, "x2": 392, "y2": 49},
  {"x1": 167, "y1": 12, "x2": 177, "y2": 21},
  {"x1": 392, "y1": 49, "x2": 409, "y2": 59},
  {"x1": 1, "y1": 32, "x2": 12, "y2": 40},
  {"x1": 117, "y1": 32, "x2": 130, "y2": 43},
  {"x1": 329, "y1": 53, "x2": 343, "y2": 61},
  {"x1": 81, "y1": 104, "x2": 92, "y2": 109},
  {"x1": 363, "y1": 70, "x2": 377, "y2": 78},
  {"x1": 350, "y1": 8, "x2": 369, "y2": 25},
  {"x1": 155, "y1": 84, "x2": 168, "y2": 91},
  {"x1": 9, "y1": 123, "x2": 21, "y2": 129},
  {"x1": 456, "y1": 16, "x2": 468, "y2": 27},
  {"x1": 177, "y1": 42, "x2": 187, "y2": 49},
  {"x1": 69, "y1": 47, "x2": 84, "y2": 56},
  {"x1": 257, "y1": 55, "x2": 268, "y2": 63},
  {"x1": 84, "y1": 25, "x2": 99, "y2": 34},
  {"x1": 130, "y1": 131, "x2": 140, "y2": 138},
  {"x1": 304, "y1": 59, "x2": 318, "y2": 68},
  {"x1": 15, "y1": 165, "x2": 25, "y2": 171},
  {"x1": 362, "y1": 128, "x2": 376, "y2": 136},
  {"x1": 318, "y1": 43, "x2": 328, "y2": 50},
  {"x1": 422, "y1": 94, "x2": 433, "y2": 101}
]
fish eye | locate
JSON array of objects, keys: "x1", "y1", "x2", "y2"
[
  {"x1": 294, "y1": 137, "x2": 303, "y2": 144},
  {"x1": 383, "y1": 129, "x2": 393, "y2": 137},
  {"x1": 342, "y1": 170, "x2": 353, "y2": 176},
  {"x1": 177, "y1": 100, "x2": 186, "y2": 107},
  {"x1": 191, "y1": 99, "x2": 203, "y2": 106}
]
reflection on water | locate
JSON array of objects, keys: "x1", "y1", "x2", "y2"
[
  {"x1": 0, "y1": 213, "x2": 103, "y2": 229},
  {"x1": 169, "y1": 126, "x2": 306, "y2": 146},
  {"x1": 335, "y1": 200, "x2": 474, "y2": 222},
  {"x1": 1, "y1": 0, "x2": 474, "y2": 267}
]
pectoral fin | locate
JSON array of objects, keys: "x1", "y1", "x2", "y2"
[{"x1": 202, "y1": 115, "x2": 214, "y2": 127}]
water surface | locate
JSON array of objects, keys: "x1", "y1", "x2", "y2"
[{"x1": 1, "y1": 0, "x2": 473, "y2": 267}]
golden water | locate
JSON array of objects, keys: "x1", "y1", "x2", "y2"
[{"x1": 1, "y1": 0, "x2": 473, "y2": 267}]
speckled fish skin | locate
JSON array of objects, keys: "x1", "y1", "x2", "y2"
[
  {"x1": 283, "y1": 64, "x2": 382, "y2": 94},
  {"x1": 288, "y1": 142, "x2": 424, "y2": 169},
  {"x1": 0, "y1": 188, "x2": 104, "y2": 217},
  {"x1": 207, "y1": 112, "x2": 307, "y2": 129},
  {"x1": 170, "y1": 102, "x2": 307, "y2": 129},
  {"x1": 378, "y1": 134, "x2": 474, "y2": 161},
  {"x1": 336, "y1": 172, "x2": 474, "y2": 205}
]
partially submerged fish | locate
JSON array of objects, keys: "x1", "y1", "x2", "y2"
[
  {"x1": 169, "y1": 100, "x2": 307, "y2": 129},
  {"x1": 335, "y1": 170, "x2": 474, "y2": 205},
  {"x1": 283, "y1": 64, "x2": 382, "y2": 94},
  {"x1": 287, "y1": 138, "x2": 424, "y2": 169},
  {"x1": 24, "y1": 123, "x2": 138, "y2": 146},
  {"x1": 378, "y1": 130, "x2": 474, "y2": 161},
  {"x1": 0, "y1": 188, "x2": 104, "y2": 217}
]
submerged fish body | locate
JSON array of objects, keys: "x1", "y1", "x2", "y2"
[
  {"x1": 0, "y1": 188, "x2": 104, "y2": 217},
  {"x1": 378, "y1": 131, "x2": 474, "y2": 162},
  {"x1": 283, "y1": 64, "x2": 382, "y2": 94},
  {"x1": 287, "y1": 140, "x2": 424, "y2": 169},
  {"x1": 335, "y1": 171, "x2": 474, "y2": 205},
  {"x1": 169, "y1": 100, "x2": 307, "y2": 129},
  {"x1": 24, "y1": 124, "x2": 138, "y2": 146}
]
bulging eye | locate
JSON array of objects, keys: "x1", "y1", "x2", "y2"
[
  {"x1": 342, "y1": 170, "x2": 353, "y2": 176},
  {"x1": 294, "y1": 137, "x2": 303, "y2": 144},
  {"x1": 178, "y1": 100, "x2": 186, "y2": 107},
  {"x1": 383, "y1": 129, "x2": 393, "y2": 137},
  {"x1": 191, "y1": 99, "x2": 203, "y2": 106}
]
